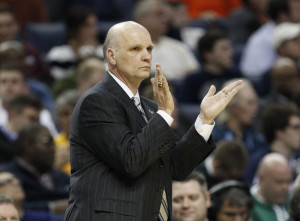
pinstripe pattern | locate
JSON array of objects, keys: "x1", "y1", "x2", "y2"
[{"x1": 64, "y1": 73, "x2": 216, "y2": 221}]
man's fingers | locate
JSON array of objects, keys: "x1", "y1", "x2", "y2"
[{"x1": 205, "y1": 85, "x2": 216, "y2": 97}]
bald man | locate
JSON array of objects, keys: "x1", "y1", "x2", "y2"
[
  {"x1": 250, "y1": 153, "x2": 292, "y2": 221},
  {"x1": 65, "y1": 21, "x2": 243, "y2": 221}
]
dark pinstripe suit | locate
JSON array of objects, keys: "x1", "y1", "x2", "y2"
[{"x1": 64, "y1": 73, "x2": 215, "y2": 221}]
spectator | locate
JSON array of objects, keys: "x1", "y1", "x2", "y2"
[
  {"x1": 240, "y1": 0, "x2": 300, "y2": 82},
  {"x1": 261, "y1": 104, "x2": 300, "y2": 179},
  {"x1": 227, "y1": 0, "x2": 270, "y2": 46},
  {"x1": 177, "y1": 31, "x2": 241, "y2": 104},
  {"x1": 172, "y1": 171, "x2": 210, "y2": 221},
  {"x1": 0, "y1": 172, "x2": 56, "y2": 221},
  {"x1": 0, "y1": 5, "x2": 52, "y2": 84},
  {"x1": 250, "y1": 153, "x2": 292, "y2": 221},
  {"x1": 212, "y1": 79, "x2": 269, "y2": 185},
  {"x1": 196, "y1": 140, "x2": 248, "y2": 189},
  {"x1": 0, "y1": 0, "x2": 48, "y2": 27},
  {"x1": 0, "y1": 194, "x2": 20, "y2": 221},
  {"x1": 0, "y1": 123, "x2": 69, "y2": 214},
  {"x1": 0, "y1": 64, "x2": 57, "y2": 137},
  {"x1": 46, "y1": 6, "x2": 103, "y2": 80},
  {"x1": 0, "y1": 94, "x2": 42, "y2": 163},
  {"x1": 134, "y1": 0, "x2": 200, "y2": 81},
  {"x1": 53, "y1": 89, "x2": 80, "y2": 175},
  {"x1": 208, "y1": 180, "x2": 253, "y2": 221}
]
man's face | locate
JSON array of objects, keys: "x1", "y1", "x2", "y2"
[
  {"x1": 0, "y1": 12, "x2": 18, "y2": 43},
  {"x1": 113, "y1": 26, "x2": 153, "y2": 83},
  {"x1": 11, "y1": 107, "x2": 40, "y2": 132},
  {"x1": 0, "y1": 70, "x2": 27, "y2": 103},
  {"x1": 260, "y1": 164, "x2": 292, "y2": 204},
  {"x1": 0, "y1": 173, "x2": 25, "y2": 203},
  {"x1": 172, "y1": 180, "x2": 209, "y2": 221},
  {"x1": 278, "y1": 115, "x2": 300, "y2": 151},
  {"x1": 216, "y1": 200, "x2": 249, "y2": 221},
  {"x1": 30, "y1": 129, "x2": 55, "y2": 174},
  {"x1": 77, "y1": 14, "x2": 98, "y2": 45},
  {"x1": 0, "y1": 203, "x2": 19, "y2": 221},
  {"x1": 207, "y1": 38, "x2": 233, "y2": 69}
]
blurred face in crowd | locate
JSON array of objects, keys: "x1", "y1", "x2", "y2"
[
  {"x1": 289, "y1": 0, "x2": 300, "y2": 23},
  {"x1": 57, "y1": 104, "x2": 74, "y2": 136},
  {"x1": 278, "y1": 36, "x2": 300, "y2": 60},
  {"x1": 0, "y1": 70, "x2": 27, "y2": 104},
  {"x1": 138, "y1": 1, "x2": 170, "y2": 40},
  {"x1": 207, "y1": 38, "x2": 233, "y2": 69},
  {"x1": 278, "y1": 115, "x2": 300, "y2": 151},
  {"x1": 259, "y1": 162, "x2": 292, "y2": 204},
  {"x1": 30, "y1": 128, "x2": 55, "y2": 174},
  {"x1": 10, "y1": 106, "x2": 40, "y2": 133},
  {"x1": 172, "y1": 180, "x2": 210, "y2": 221},
  {"x1": 0, "y1": 203, "x2": 19, "y2": 221},
  {"x1": 76, "y1": 14, "x2": 98, "y2": 45},
  {"x1": 230, "y1": 85, "x2": 258, "y2": 126},
  {"x1": 216, "y1": 200, "x2": 249, "y2": 221},
  {"x1": 0, "y1": 12, "x2": 18, "y2": 43},
  {"x1": 0, "y1": 172, "x2": 25, "y2": 204}
]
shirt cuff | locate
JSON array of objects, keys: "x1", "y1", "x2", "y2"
[
  {"x1": 195, "y1": 115, "x2": 215, "y2": 141},
  {"x1": 157, "y1": 110, "x2": 173, "y2": 126}
]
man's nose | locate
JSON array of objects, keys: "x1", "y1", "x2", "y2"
[
  {"x1": 142, "y1": 49, "x2": 151, "y2": 61},
  {"x1": 182, "y1": 198, "x2": 191, "y2": 208}
]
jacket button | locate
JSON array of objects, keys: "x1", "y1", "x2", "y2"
[{"x1": 160, "y1": 164, "x2": 164, "y2": 168}]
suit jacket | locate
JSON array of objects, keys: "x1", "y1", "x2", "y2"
[{"x1": 65, "y1": 73, "x2": 215, "y2": 221}]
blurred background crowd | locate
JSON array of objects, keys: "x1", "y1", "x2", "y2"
[{"x1": 0, "y1": 0, "x2": 300, "y2": 220}]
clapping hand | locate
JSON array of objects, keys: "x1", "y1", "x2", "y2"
[{"x1": 199, "y1": 80, "x2": 243, "y2": 124}]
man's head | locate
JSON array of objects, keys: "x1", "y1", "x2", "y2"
[
  {"x1": 0, "y1": 64, "x2": 28, "y2": 106},
  {"x1": 75, "y1": 57, "x2": 106, "y2": 94},
  {"x1": 0, "y1": 194, "x2": 19, "y2": 221},
  {"x1": 270, "y1": 57, "x2": 300, "y2": 99},
  {"x1": 133, "y1": 0, "x2": 170, "y2": 42},
  {"x1": 7, "y1": 94, "x2": 42, "y2": 133},
  {"x1": 0, "y1": 5, "x2": 19, "y2": 44},
  {"x1": 272, "y1": 22, "x2": 300, "y2": 59},
  {"x1": 172, "y1": 171, "x2": 210, "y2": 221},
  {"x1": 257, "y1": 153, "x2": 292, "y2": 204},
  {"x1": 267, "y1": 0, "x2": 300, "y2": 23},
  {"x1": 223, "y1": 79, "x2": 258, "y2": 126},
  {"x1": 0, "y1": 172, "x2": 25, "y2": 205},
  {"x1": 197, "y1": 31, "x2": 233, "y2": 69},
  {"x1": 212, "y1": 140, "x2": 248, "y2": 182},
  {"x1": 17, "y1": 123, "x2": 55, "y2": 174},
  {"x1": 262, "y1": 104, "x2": 300, "y2": 151},
  {"x1": 103, "y1": 21, "x2": 153, "y2": 90},
  {"x1": 208, "y1": 181, "x2": 252, "y2": 221}
]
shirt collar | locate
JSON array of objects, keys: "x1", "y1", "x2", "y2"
[{"x1": 108, "y1": 71, "x2": 140, "y2": 100}]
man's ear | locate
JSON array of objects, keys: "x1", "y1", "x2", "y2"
[{"x1": 107, "y1": 48, "x2": 116, "y2": 65}]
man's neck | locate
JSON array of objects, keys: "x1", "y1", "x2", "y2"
[
  {"x1": 270, "y1": 141, "x2": 292, "y2": 158},
  {"x1": 204, "y1": 63, "x2": 224, "y2": 75}
]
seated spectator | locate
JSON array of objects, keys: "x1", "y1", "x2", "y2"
[
  {"x1": 172, "y1": 171, "x2": 210, "y2": 221},
  {"x1": 212, "y1": 79, "x2": 269, "y2": 185},
  {"x1": 53, "y1": 89, "x2": 80, "y2": 175},
  {"x1": 134, "y1": 0, "x2": 200, "y2": 81},
  {"x1": 0, "y1": 5, "x2": 52, "y2": 84},
  {"x1": 239, "y1": 0, "x2": 300, "y2": 82},
  {"x1": 208, "y1": 180, "x2": 253, "y2": 221},
  {"x1": 195, "y1": 140, "x2": 248, "y2": 189},
  {"x1": 0, "y1": 0, "x2": 48, "y2": 27},
  {"x1": 0, "y1": 94, "x2": 42, "y2": 162},
  {"x1": 227, "y1": 0, "x2": 269, "y2": 46},
  {"x1": 46, "y1": 6, "x2": 103, "y2": 80},
  {"x1": 0, "y1": 194, "x2": 20, "y2": 221},
  {"x1": 261, "y1": 104, "x2": 300, "y2": 180},
  {"x1": 250, "y1": 153, "x2": 292, "y2": 221},
  {"x1": 177, "y1": 31, "x2": 241, "y2": 104},
  {"x1": 0, "y1": 123, "x2": 69, "y2": 214},
  {"x1": 52, "y1": 57, "x2": 106, "y2": 98},
  {"x1": 259, "y1": 56, "x2": 300, "y2": 100},
  {"x1": 0, "y1": 172, "x2": 56, "y2": 221},
  {"x1": 0, "y1": 64, "x2": 57, "y2": 137}
]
